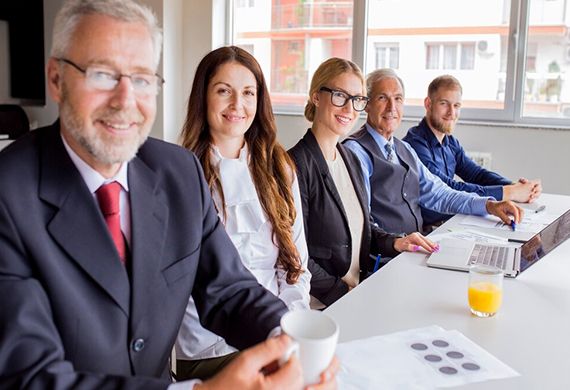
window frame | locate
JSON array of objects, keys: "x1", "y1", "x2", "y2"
[{"x1": 228, "y1": 0, "x2": 570, "y2": 128}]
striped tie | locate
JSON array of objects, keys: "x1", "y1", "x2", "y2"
[{"x1": 385, "y1": 142, "x2": 396, "y2": 163}]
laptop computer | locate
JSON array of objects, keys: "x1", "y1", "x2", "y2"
[{"x1": 426, "y1": 208, "x2": 570, "y2": 277}]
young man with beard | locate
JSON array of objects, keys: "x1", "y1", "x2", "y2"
[
  {"x1": 403, "y1": 75, "x2": 541, "y2": 226},
  {"x1": 344, "y1": 69, "x2": 523, "y2": 235},
  {"x1": 0, "y1": 1, "x2": 338, "y2": 389}
]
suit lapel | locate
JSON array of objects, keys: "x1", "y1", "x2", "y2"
[
  {"x1": 303, "y1": 130, "x2": 350, "y2": 231},
  {"x1": 127, "y1": 156, "x2": 168, "y2": 329},
  {"x1": 39, "y1": 124, "x2": 130, "y2": 316}
]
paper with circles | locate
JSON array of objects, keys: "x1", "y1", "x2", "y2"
[{"x1": 336, "y1": 325, "x2": 518, "y2": 389}]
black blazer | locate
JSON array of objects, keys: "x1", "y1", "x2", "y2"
[
  {"x1": 0, "y1": 121, "x2": 287, "y2": 389},
  {"x1": 289, "y1": 129, "x2": 399, "y2": 306}
]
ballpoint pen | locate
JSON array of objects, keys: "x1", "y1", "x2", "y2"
[
  {"x1": 510, "y1": 220, "x2": 516, "y2": 232},
  {"x1": 373, "y1": 254, "x2": 382, "y2": 273}
]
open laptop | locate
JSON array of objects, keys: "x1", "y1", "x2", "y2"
[{"x1": 426, "y1": 208, "x2": 570, "y2": 277}]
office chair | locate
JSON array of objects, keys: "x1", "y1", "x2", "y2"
[{"x1": 0, "y1": 104, "x2": 30, "y2": 140}]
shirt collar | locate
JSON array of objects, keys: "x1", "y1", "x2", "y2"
[
  {"x1": 420, "y1": 117, "x2": 448, "y2": 147},
  {"x1": 61, "y1": 134, "x2": 129, "y2": 194},
  {"x1": 365, "y1": 122, "x2": 393, "y2": 150},
  {"x1": 211, "y1": 142, "x2": 249, "y2": 165}
]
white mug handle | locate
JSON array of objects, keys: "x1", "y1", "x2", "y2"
[{"x1": 278, "y1": 340, "x2": 300, "y2": 367}]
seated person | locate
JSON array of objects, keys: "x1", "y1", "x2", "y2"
[
  {"x1": 403, "y1": 74, "x2": 541, "y2": 226},
  {"x1": 289, "y1": 58, "x2": 438, "y2": 308},
  {"x1": 176, "y1": 46, "x2": 310, "y2": 380},
  {"x1": 344, "y1": 69, "x2": 523, "y2": 235},
  {"x1": 0, "y1": 1, "x2": 337, "y2": 388}
]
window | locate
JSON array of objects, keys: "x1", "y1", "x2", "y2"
[
  {"x1": 460, "y1": 43, "x2": 475, "y2": 70},
  {"x1": 231, "y1": 0, "x2": 353, "y2": 110},
  {"x1": 425, "y1": 42, "x2": 475, "y2": 70},
  {"x1": 426, "y1": 44, "x2": 440, "y2": 70},
  {"x1": 521, "y1": 0, "x2": 569, "y2": 120},
  {"x1": 230, "y1": 0, "x2": 570, "y2": 125},
  {"x1": 375, "y1": 43, "x2": 399, "y2": 69}
]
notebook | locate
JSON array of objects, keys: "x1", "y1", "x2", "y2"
[{"x1": 426, "y1": 208, "x2": 570, "y2": 277}]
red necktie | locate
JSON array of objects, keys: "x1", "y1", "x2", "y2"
[{"x1": 96, "y1": 182, "x2": 126, "y2": 264}]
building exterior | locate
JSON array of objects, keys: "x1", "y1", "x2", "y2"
[{"x1": 234, "y1": 0, "x2": 570, "y2": 118}]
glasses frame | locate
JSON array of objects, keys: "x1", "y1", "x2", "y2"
[
  {"x1": 56, "y1": 58, "x2": 165, "y2": 95},
  {"x1": 319, "y1": 86, "x2": 369, "y2": 111}
]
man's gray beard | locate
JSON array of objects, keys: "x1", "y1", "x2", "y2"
[{"x1": 60, "y1": 96, "x2": 148, "y2": 165}]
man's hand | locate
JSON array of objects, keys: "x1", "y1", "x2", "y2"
[
  {"x1": 394, "y1": 232, "x2": 439, "y2": 253},
  {"x1": 486, "y1": 200, "x2": 524, "y2": 225},
  {"x1": 503, "y1": 178, "x2": 542, "y2": 203},
  {"x1": 196, "y1": 335, "x2": 339, "y2": 390}
]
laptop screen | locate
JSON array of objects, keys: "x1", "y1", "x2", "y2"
[{"x1": 520, "y1": 208, "x2": 570, "y2": 273}]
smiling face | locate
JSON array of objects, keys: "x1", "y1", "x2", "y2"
[
  {"x1": 425, "y1": 86, "x2": 462, "y2": 136},
  {"x1": 365, "y1": 77, "x2": 404, "y2": 140},
  {"x1": 312, "y1": 71, "x2": 364, "y2": 139},
  {"x1": 206, "y1": 62, "x2": 257, "y2": 156},
  {"x1": 47, "y1": 13, "x2": 157, "y2": 178}
]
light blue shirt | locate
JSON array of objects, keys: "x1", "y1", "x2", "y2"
[{"x1": 344, "y1": 123, "x2": 491, "y2": 217}]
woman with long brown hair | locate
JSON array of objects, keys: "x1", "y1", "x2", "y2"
[{"x1": 175, "y1": 46, "x2": 310, "y2": 381}]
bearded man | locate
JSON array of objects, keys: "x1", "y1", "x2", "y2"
[
  {"x1": 344, "y1": 69, "x2": 524, "y2": 234},
  {"x1": 403, "y1": 75, "x2": 541, "y2": 226}
]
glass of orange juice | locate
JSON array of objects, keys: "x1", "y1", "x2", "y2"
[{"x1": 468, "y1": 264, "x2": 503, "y2": 317}]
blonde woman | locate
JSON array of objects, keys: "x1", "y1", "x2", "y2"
[{"x1": 289, "y1": 58, "x2": 437, "y2": 308}]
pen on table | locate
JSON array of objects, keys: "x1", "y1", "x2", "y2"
[
  {"x1": 508, "y1": 238, "x2": 527, "y2": 244},
  {"x1": 534, "y1": 205, "x2": 546, "y2": 213},
  {"x1": 373, "y1": 254, "x2": 381, "y2": 273},
  {"x1": 510, "y1": 220, "x2": 516, "y2": 232}
]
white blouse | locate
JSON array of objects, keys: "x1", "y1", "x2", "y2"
[
  {"x1": 175, "y1": 144, "x2": 310, "y2": 360},
  {"x1": 326, "y1": 153, "x2": 363, "y2": 289}
]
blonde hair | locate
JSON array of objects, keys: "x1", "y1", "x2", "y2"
[
  {"x1": 428, "y1": 74, "x2": 463, "y2": 99},
  {"x1": 304, "y1": 57, "x2": 365, "y2": 122}
]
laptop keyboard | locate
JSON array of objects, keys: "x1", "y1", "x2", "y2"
[{"x1": 469, "y1": 244, "x2": 508, "y2": 270}]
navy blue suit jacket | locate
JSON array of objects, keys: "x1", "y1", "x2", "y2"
[{"x1": 0, "y1": 121, "x2": 286, "y2": 389}]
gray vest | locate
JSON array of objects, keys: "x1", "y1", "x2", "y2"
[{"x1": 346, "y1": 127, "x2": 424, "y2": 234}]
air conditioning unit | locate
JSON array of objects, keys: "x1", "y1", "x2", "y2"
[{"x1": 477, "y1": 40, "x2": 488, "y2": 53}]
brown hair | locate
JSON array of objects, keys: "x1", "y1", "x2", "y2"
[
  {"x1": 180, "y1": 46, "x2": 302, "y2": 284},
  {"x1": 304, "y1": 57, "x2": 365, "y2": 122},
  {"x1": 427, "y1": 74, "x2": 462, "y2": 100}
]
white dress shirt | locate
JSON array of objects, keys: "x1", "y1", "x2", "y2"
[
  {"x1": 61, "y1": 135, "x2": 131, "y2": 247},
  {"x1": 175, "y1": 144, "x2": 311, "y2": 361}
]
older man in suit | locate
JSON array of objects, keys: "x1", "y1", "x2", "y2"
[
  {"x1": 344, "y1": 68, "x2": 523, "y2": 235},
  {"x1": 0, "y1": 1, "x2": 338, "y2": 389}
]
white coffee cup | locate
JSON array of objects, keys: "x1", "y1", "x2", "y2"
[{"x1": 280, "y1": 309, "x2": 339, "y2": 385}]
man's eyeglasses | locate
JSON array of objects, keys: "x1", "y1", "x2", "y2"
[
  {"x1": 319, "y1": 86, "x2": 369, "y2": 111},
  {"x1": 56, "y1": 58, "x2": 165, "y2": 96}
]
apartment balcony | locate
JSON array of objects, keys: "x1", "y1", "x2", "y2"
[{"x1": 272, "y1": 2, "x2": 353, "y2": 30}]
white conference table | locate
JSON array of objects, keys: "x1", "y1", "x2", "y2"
[
  {"x1": 326, "y1": 193, "x2": 570, "y2": 389},
  {"x1": 0, "y1": 139, "x2": 13, "y2": 151}
]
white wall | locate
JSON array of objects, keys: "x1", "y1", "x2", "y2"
[{"x1": 275, "y1": 113, "x2": 570, "y2": 196}]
